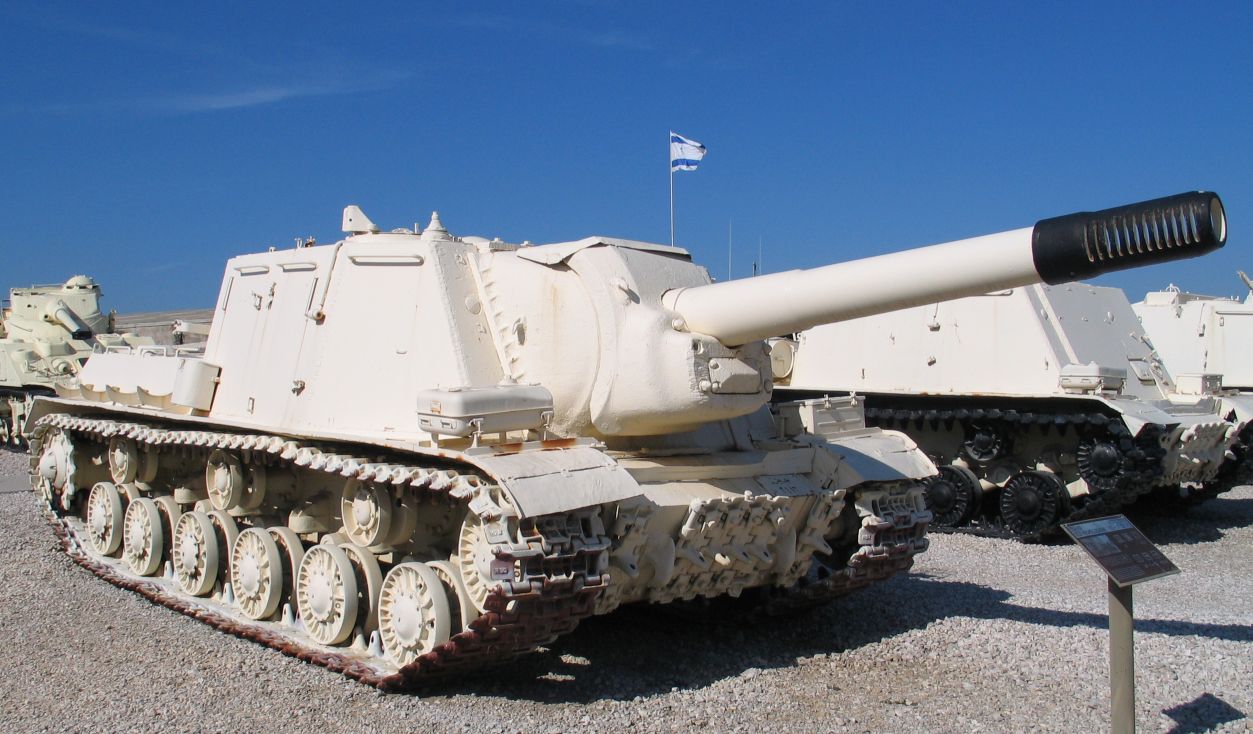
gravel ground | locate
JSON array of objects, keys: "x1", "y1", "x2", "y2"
[{"x1": 0, "y1": 447, "x2": 1249, "y2": 733}]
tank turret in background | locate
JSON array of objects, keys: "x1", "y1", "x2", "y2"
[
  {"x1": 773, "y1": 194, "x2": 1240, "y2": 539},
  {"x1": 0, "y1": 276, "x2": 151, "y2": 443},
  {"x1": 27, "y1": 191, "x2": 1224, "y2": 687}
]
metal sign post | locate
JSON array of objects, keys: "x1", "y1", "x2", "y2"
[
  {"x1": 1062, "y1": 515, "x2": 1180, "y2": 734},
  {"x1": 1108, "y1": 577, "x2": 1135, "y2": 734}
]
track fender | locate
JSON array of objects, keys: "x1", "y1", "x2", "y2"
[
  {"x1": 807, "y1": 429, "x2": 937, "y2": 489},
  {"x1": 466, "y1": 446, "x2": 642, "y2": 518}
]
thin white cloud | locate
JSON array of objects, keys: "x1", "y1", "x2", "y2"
[
  {"x1": 162, "y1": 87, "x2": 321, "y2": 113},
  {"x1": 2, "y1": 6, "x2": 410, "y2": 117},
  {"x1": 3, "y1": 73, "x2": 410, "y2": 117},
  {"x1": 151, "y1": 75, "x2": 407, "y2": 113}
]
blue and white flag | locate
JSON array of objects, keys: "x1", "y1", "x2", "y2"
[{"x1": 670, "y1": 131, "x2": 707, "y2": 172}]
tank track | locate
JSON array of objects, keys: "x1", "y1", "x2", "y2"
[
  {"x1": 1140, "y1": 426, "x2": 1253, "y2": 512},
  {"x1": 29, "y1": 413, "x2": 607, "y2": 691},
  {"x1": 754, "y1": 480, "x2": 928, "y2": 614},
  {"x1": 667, "y1": 480, "x2": 929, "y2": 618},
  {"x1": 29, "y1": 413, "x2": 928, "y2": 686},
  {"x1": 866, "y1": 406, "x2": 1164, "y2": 542}
]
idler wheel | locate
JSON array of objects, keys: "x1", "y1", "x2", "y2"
[
  {"x1": 962, "y1": 425, "x2": 1006, "y2": 463},
  {"x1": 122, "y1": 497, "x2": 165, "y2": 576},
  {"x1": 998, "y1": 471, "x2": 1067, "y2": 538},
  {"x1": 173, "y1": 511, "x2": 220, "y2": 596},
  {"x1": 85, "y1": 482, "x2": 125, "y2": 555},
  {"x1": 1077, "y1": 438, "x2": 1127, "y2": 494},
  {"x1": 378, "y1": 562, "x2": 452, "y2": 666},
  {"x1": 296, "y1": 545, "x2": 358, "y2": 645},
  {"x1": 923, "y1": 465, "x2": 982, "y2": 527},
  {"x1": 39, "y1": 429, "x2": 80, "y2": 508},
  {"x1": 231, "y1": 528, "x2": 284, "y2": 619}
]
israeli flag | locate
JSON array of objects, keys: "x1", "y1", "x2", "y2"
[{"x1": 670, "y1": 131, "x2": 707, "y2": 172}]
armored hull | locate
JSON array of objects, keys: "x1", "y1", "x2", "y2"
[
  {"x1": 776, "y1": 279, "x2": 1247, "y2": 539},
  {"x1": 28, "y1": 192, "x2": 1224, "y2": 686}
]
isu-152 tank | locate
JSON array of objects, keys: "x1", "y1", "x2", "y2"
[
  {"x1": 772, "y1": 193, "x2": 1237, "y2": 540},
  {"x1": 26, "y1": 191, "x2": 1223, "y2": 688},
  {"x1": 0, "y1": 276, "x2": 151, "y2": 444}
]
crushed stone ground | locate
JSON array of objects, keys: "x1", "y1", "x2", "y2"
[{"x1": 0, "y1": 449, "x2": 1248, "y2": 733}]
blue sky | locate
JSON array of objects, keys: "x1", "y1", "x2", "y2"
[{"x1": 2, "y1": 1, "x2": 1251, "y2": 313}]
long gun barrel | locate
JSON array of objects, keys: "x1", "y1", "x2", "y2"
[{"x1": 662, "y1": 192, "x2": 1226, "y2": 346}]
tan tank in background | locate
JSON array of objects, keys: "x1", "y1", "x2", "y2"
[
  {"x1": 1130, "y1": 276, "x2": 1253, "y2": 505},
  {"x1": 26, "y1": 191, "x2": 1223, "y2": 688},
  {"x1": 772, "y1": 194, "x2": 1241, "y2": 539},
  {"x1": 0, "y1": 276, "x2": 151, "y2": 443},
  {"x1": 1134, "y1": 276, "x2": 1253, "y2": 392}
]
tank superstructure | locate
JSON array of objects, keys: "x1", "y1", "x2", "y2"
[
  {"x1": 0, "y1": 276, "x2": 150, "y2": 443},
  {"x1": 775, "y1": 194, "x2": 1239, "y2": 539},
  {"x1": 27, "y1": 192, "x2": 1224, "y2": 687}
]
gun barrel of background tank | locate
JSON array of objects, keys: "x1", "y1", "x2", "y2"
[
  {"x1": 662, "y1": 192, "x2": 1226, "y2": 346},
  {"x1": 45, "y1": 299, "x2": 93, "y2": 340}
]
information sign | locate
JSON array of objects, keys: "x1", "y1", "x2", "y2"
[{"x1": 1062, "y1": 515, "x2": 1179, "y2": 587}]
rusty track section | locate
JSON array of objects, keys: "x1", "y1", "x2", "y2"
[{"x1": 31, "y1": 414, "x2": 607, "y2": 691}]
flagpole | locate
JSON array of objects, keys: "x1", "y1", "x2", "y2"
[{"x1": 669, "y1": 131, "x2": 675, "y2": 247}]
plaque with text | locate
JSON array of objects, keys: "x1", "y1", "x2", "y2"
[{"x1": 1062, "y1": 515, "x2": 1180, "y2": 587}]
